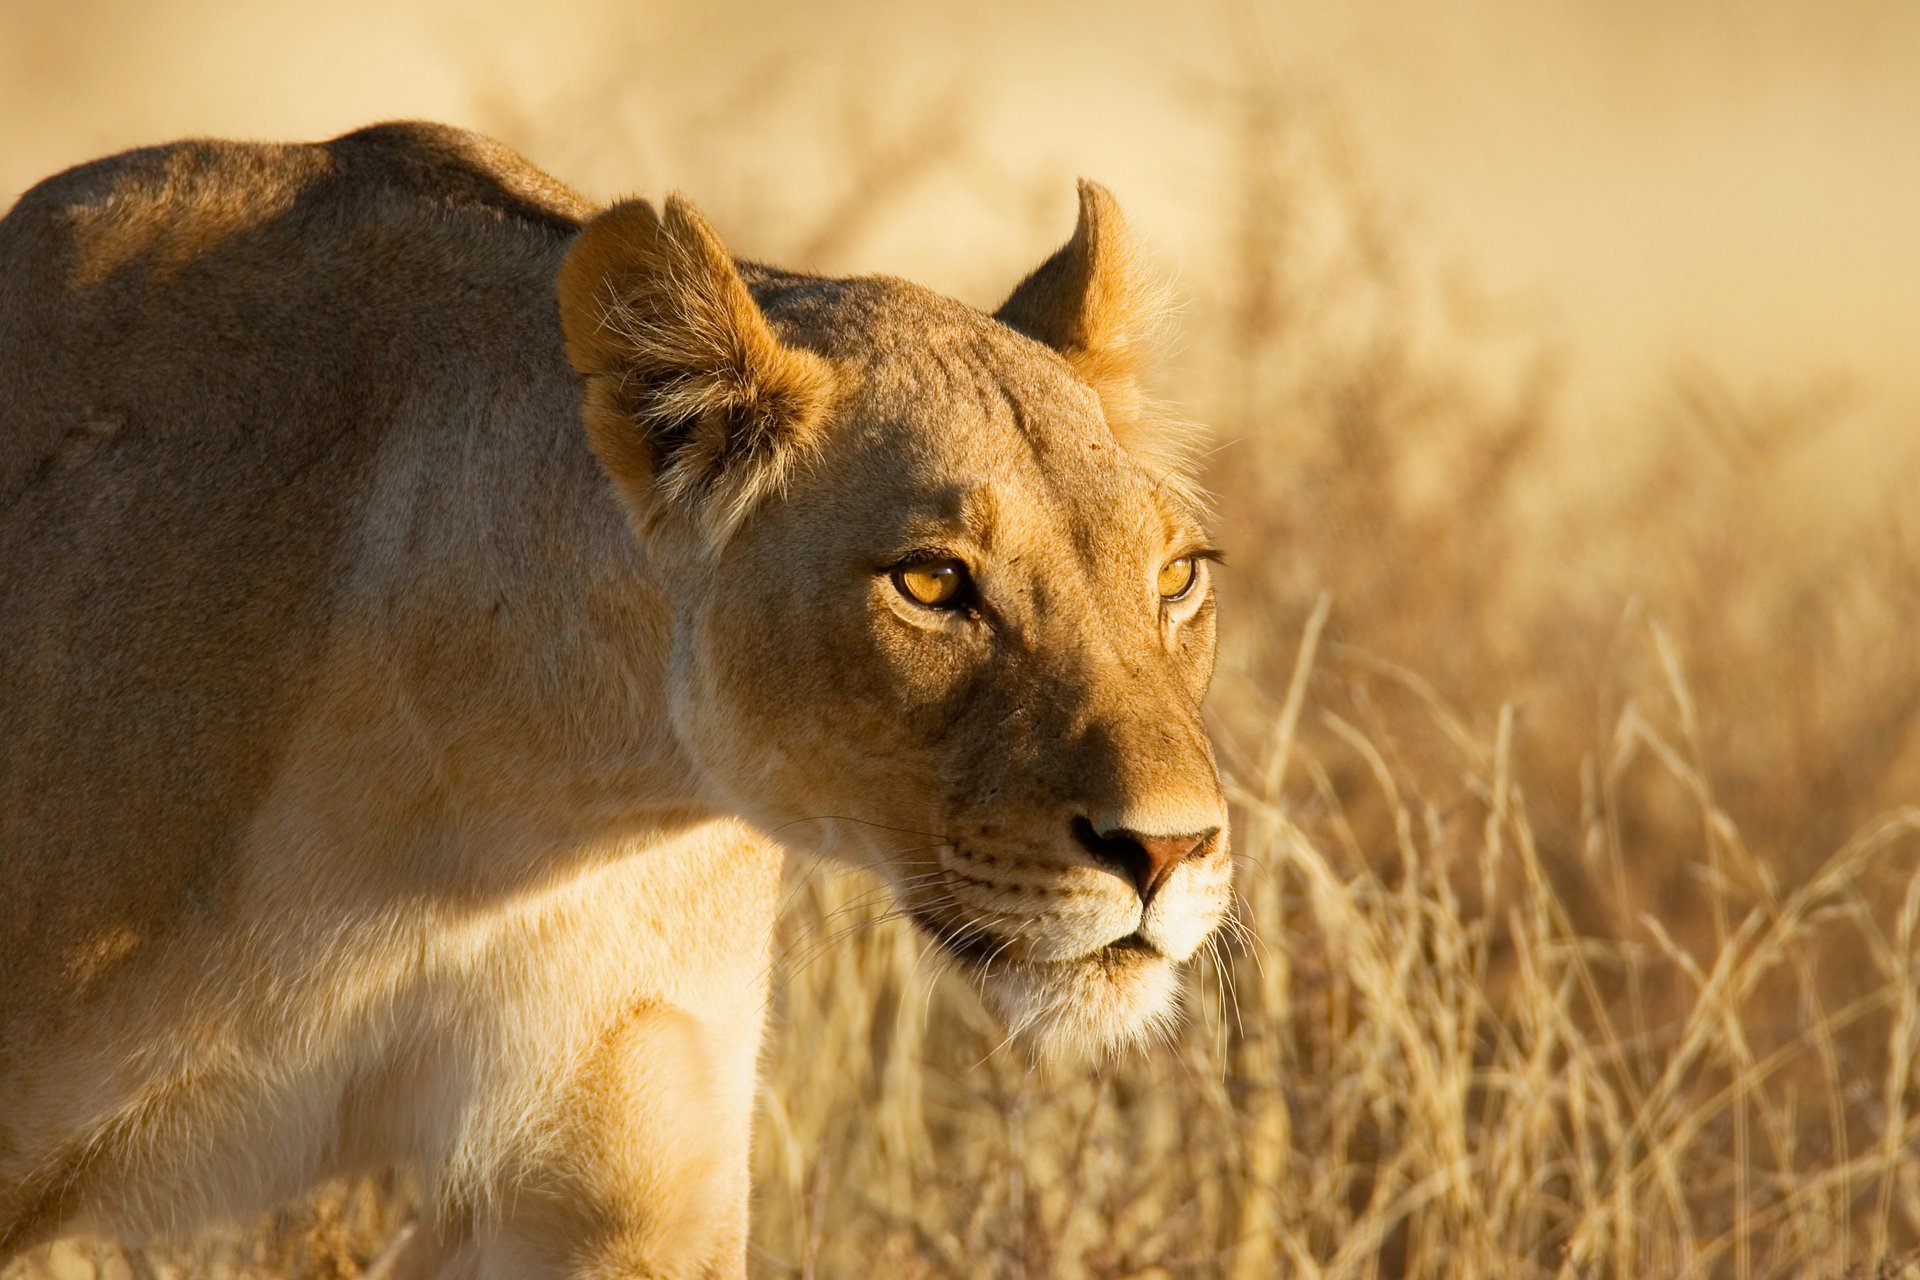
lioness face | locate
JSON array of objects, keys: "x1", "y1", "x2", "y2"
[
  {"x1": 689, "y1": 316, "x2": 1228, "y2": 1058},
  {"x1": 559, "y1": 187, "x2": 1229, "y2": 1060}
]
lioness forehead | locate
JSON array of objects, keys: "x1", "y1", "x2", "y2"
[
  {"x1": 752, "y1": 272, "x2": 1195, "y2": 543},
  {"x1": 753, "y1": 271, "x2": 1086, "y2": 408}
]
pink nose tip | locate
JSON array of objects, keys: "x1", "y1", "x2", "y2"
[
  {"x1": 1072, "y1": 819, "x2": 1218, "y2": 905},
  {"x1": 1136, "y1": 833, "x2": 1208, "y2": 891}
]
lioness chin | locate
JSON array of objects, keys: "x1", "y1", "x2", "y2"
[{"x1": 0, "y1": 122, "x2": 1228, "y2": 1278}]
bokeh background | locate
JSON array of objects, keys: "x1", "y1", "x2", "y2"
[{"x1": 5, "y1": 2, "x2": 1919, "y2": 1277}]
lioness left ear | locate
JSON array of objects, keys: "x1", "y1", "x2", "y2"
[
  {"x1": 994, "y1": 181, "x2": 1174, "y2": 458},
  {"x1": 557, "y1": 195, "x2": 839, "y2": 545}
]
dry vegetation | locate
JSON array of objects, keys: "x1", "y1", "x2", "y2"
[{"x1": 8, "y1": 64, "x2": 1920, "y2": 1280}]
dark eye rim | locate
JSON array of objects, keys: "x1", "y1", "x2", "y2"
[{"x1": 888, "y1": 554, "x2": 975, "y2": 611}]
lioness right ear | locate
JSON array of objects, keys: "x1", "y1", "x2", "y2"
[
  {"x1": 557, "y1": 196, "x2": 839, "y2": 544},
  {"x1": 995, "y1": 181, "x2": 1167, "y2": 420},
  {"x1": 995, "y1": 182, "x2": 1194, "y2": 481}
]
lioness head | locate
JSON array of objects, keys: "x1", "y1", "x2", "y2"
[{"x1": 556, "y1": 185, "x2": 1228, "y2": 1061}]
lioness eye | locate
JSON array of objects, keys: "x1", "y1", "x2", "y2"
[
  {"x1": 1158, "y1": 555, "x2": 1198, "y2": 601},
  {"x1": 894, "y1": 559, "x2": 970, "y2": 609}
]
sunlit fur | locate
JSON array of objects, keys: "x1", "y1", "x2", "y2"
[{"x1": 0, "y1": 123, "x2": 1227, "y2": 1278}]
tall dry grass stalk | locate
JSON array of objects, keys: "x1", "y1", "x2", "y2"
[{"x1": 6, "y1": 57, "x2": 1918, "y2": 1280}]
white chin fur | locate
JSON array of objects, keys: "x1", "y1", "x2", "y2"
[{"x1": 974, "y1": 948, "x2": 1183, "y2": 1068}]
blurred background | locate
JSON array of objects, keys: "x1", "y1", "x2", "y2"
[
  {"x1": 5, "y1": 2, "x2": 1919, "y2": 1276},
  {"x1": 7, "y1": 0, "x2": 1919, "y2": 434}
]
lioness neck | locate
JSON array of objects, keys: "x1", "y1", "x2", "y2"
[{"x1": 310, "y1": 283, "x2": 719, "y2": 897}]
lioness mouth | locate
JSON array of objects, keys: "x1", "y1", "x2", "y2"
[{"x1": 911, "y1": 907, "x2": 1161, "y2": 972}]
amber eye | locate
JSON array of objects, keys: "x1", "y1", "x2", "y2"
[
  {"x1": 893, "y1": 559, "x2": 970, "y2": 609},
  {"x1": 1158, "y1": 555, "x2": 1199, "y2": 601}
]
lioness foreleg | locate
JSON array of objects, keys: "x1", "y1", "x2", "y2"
[{"x1": 436, "y1": 1003, "x2": 756, "y2": 1280}]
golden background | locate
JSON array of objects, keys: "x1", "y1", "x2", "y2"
[{"x1": 5, "y1": 2, "x2": 1918, "y2": 1276}]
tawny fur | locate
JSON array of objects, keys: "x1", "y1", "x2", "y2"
[{"x1": 0, "y1": 122, "x2": 1229, "y2": 1279}]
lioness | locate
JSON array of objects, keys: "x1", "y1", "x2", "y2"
[{"x1": 0, "y1": 123, "x2": 1228, "y2": 1277}]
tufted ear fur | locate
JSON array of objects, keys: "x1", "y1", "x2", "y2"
[
  {"x1": 995, "y1": 181, "x2": 1191, "y2": 477},
  {"x1": 557, "y1": 195, "x2": 839, "y2": 545}
]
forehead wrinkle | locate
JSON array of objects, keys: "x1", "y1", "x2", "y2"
[
  {"x1": 897, "y1": 482, "x2": 1006, "y2": 557},
  {"x1": 975, "y1": 371, "x2": 1126, "y2": 599},
  {"x1": 994, "y1": 378, "x2": 1108, "y2": 569},
  {"x1": 992, "y1": 405, "x2": 1157, "y2": 667},
  {"x1": 961, "y1": 483, "x2": 1005, "y2": 548},
  {"x1": 881, "y1": 339, "x2": 1038, "y2": 555},
  {"x1": 975, "y1": 339, "x2": 1048, "y2": 470}
]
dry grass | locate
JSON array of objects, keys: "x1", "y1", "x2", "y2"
[{"x1": 7, "y1": 60, "x2": 1920, "y2": 1280}]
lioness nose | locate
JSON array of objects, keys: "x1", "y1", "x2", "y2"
[{"x1": 1071, "y1": 818, "x2": 1218, "y2": 905}]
